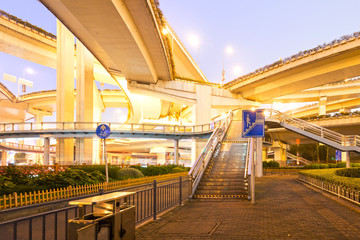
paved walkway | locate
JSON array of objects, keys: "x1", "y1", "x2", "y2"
[{"x1": 136, "y1": 176, "x2": 360, "y2": 240}]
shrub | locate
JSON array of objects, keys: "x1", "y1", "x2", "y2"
[
  {"x1": 263, "y1": 161, "x2": 269, "y2": 168},
  {"x1": 171, "y1": 167, "x2": 187, "y2": 173},
  {"x1": 267, "y1": 161, "x2": 280, "y2": 168},
  {"x1": 115, "y1": 168, "x2": 144, "y2": 180},
  {"x1": 130, "y1": 165, "x2": 189, "y2": 176},
  {"x1": 335, "y1": 168, "x2": 360, "y2": 178},
  {"x1": 71, "y1": 165, "x2": 121, "y2": 180}
]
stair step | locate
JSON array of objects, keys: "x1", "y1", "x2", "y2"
[
  {"x1": 197, "y1": 186, "x2": 246, "y2": 190},
  {"x1": 193, "y1": 194, "x2": 247, "y2": 199},
  {"x1": 195, "y1": 190, "x2": 248, "y2": 195},
  {"x1": 199, "y1": 181, "x2": 247, "y2": 186}
]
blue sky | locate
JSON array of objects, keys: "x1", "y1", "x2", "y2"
[{"x1": 0, "y1": 0, "x2": 359, "y2": 91}]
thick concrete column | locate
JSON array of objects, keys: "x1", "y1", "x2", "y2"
[
  {"x1": 341, "y1": 151, "x2": 350, "y2": 168},
  {"x1": 56, "y1": 20, "x2": 75, "y2": 165},
  {"x1": 319, "y1": 96, "x2": 327, "y2": 116},
  {"x1": 273, "y1": 141, "x2": 287, "y2": 167},
  {"x1": 191, "y1": 85, "x2": 211, "y2": 166},
  {"x1": 34, "y1": 115, "x2": 44, "y2": 164},
  {"x1": 174, "y1": 139, "x2": 179, "y2": 165},
  {"x1": 256, "y1": 138, "x2": 263, "y2": 177},
  {"x1": 157, "y1": 152, "x2": 166, "y2": 165},
  {"x1": 44, "y1": 137, "x2": 50, "y2": 165},
  {"x1": 1, "y1": 151, "x2": 7, "y2": 166},
  {"x1": 75, "y1": 41, "x2": 94, "y2": 165}
]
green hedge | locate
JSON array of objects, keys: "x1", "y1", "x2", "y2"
[
  {"x1": 335, "y1": 168, "x2": 360, "y2": 178},
  {"x1": 303, "y1": 163, "x2": 360, "y2": 169},
  {"x1": 130, "y1": 165, "x2": 189, "y2": 176},
  {"x1": 299, "y1": 168, "x2": 360, "y2": 190},
  {"x1": 0, "y1": 168, "x2": 106, "y2": 195}
]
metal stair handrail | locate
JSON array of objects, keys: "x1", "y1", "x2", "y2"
[
  {"x1": 286, "y1": 152, "x2": 312, "y2": 165},
  {"x1": 188, "y1": 113, "x2": 232, "y2": 197},
  {"x1": 267, "y1": 109, "x2": 360, "y2": 149},
  {"x1": 244, "y1": 138, "x2": 251, "y2": 179}
]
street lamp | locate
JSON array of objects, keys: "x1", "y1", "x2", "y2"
[
  {"x1": 222, "y1": 46, "x2": 234, "y2": 85},
  {"x1": 18, "y1": 68, "x2": 34, "y2": 97}
]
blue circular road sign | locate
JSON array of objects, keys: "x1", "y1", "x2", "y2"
[{"x1": 96, "y1": 124, "x2": 111, "y2": 139}]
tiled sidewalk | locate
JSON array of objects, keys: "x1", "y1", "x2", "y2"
[{"x1": 136, "y1": 176, "x2": 360, "y2": 240}]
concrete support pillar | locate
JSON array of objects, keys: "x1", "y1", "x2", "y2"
[
  {"x1": 56, "y1": 20, "x2": 75, "y2": 165},
  {"x1": 256, "y1": 138, "x2": 263, "y2": 177},
  {"x1": 35, "y1": 115, "x2": 44, "y2": 164},
  {"x1": 1, "y1": 151, "x2": 7, "y2": 166},
  {"x1": 319, "y1": 96, "x2": 327, "y2": 116},
  {"x1": 273, "y1": 141, "x2": 287, "y2": 167},
  {"x1": 44, "y1": 137, "x2": 50, "y2": 165},
  {"x1": 157, "y1": 152, "x2": 166, "y2": 165},
  {"x1": 75, "y1": 41, "x2": 94, "y2": 165},
  {"x1": 191, "y1": 85, "x2": 211, "y2": 166},
  {"x1": 341, "y1": 151, "x2": 350, "y2": 168},
  {"x1": 174, "y1": 139, "x2": 179, "y2": 165}
]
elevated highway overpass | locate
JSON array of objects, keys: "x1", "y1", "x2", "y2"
[{"x1": 225, "y1": 32, "x2": 360, "y2": 102}]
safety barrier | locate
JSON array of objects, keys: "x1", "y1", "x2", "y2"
[
  {"x1": 0, "y1": 172, "x2": 188, "y2": 210},
  {"x1": 298, "y1": 174, "x2": 360, "y2": 206},
  {"x1": 0, "y1": 176, "x2": 190, "y2": 240}
]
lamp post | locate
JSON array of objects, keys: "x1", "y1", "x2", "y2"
[
  {"x1": 222, "y1": 46, "x2": 234, "y2": 85},
  {"x1": 17, "y1": 68, "x2": 34, "y2": 97}
]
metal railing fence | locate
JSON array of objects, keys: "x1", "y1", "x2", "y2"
[
  {"x1": 0, "y1": 177, "x2": 190, "y2": 240},
  {"x1": 298, "y1": 174, "x2": 360, "y2": 206},
  {"x1": 0, "y1": 172, "x2": 188, "y2": 210}
]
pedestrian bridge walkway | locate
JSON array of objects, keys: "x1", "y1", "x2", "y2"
[
  {"x1": 136, "y1": 176, "x2": 360, "y2": 239},
  {"x1": 0, "y1": 117, "x2": 229, "y2": 139}
]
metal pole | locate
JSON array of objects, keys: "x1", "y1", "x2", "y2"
[
  {"x1": 153, "y1": 180, "x2": 157, "y2": 220},
  {"x1": 179, "y1": 176, "x2": 182, "y2": 206},
  {"x1": 103, "y1": 139, "x2": 109, "y2": 183},
  {"x1": 251, "y1": 138, "x2": 255, "y2": 205}
]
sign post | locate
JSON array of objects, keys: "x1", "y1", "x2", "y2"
[
  {"x1": 96, "y1": 124, "x2": 111, "y2": 183},
  {"x1": 242, "y1": 109, "x2": 265, "y2": 205}
]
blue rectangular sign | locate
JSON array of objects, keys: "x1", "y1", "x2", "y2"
[{"x1": 242, "y1": 109, "x2": 265, "y2": 138}]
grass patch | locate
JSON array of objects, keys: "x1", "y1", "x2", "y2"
[{"x1": 299, "y1": 168, "x2": 360, "y2": 190}]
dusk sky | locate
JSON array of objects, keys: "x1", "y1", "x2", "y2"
[{"x1": 0, "y1": 0, "x2": 360, "y2": 94}]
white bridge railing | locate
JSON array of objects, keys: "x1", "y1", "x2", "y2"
[
  {"x1": 188, "y1": 113, "x2": 232, "y2": 197},
  {"x1": 0, "y1": 141, "x2": 56, "y2": 153},
  {"x1": 286, "y1": 152, "x2": 312, "y2": 165},
  {"x1": 267, "y1": 109, "x2": 360, "y2": 151},
  {"x1": 0, "y1": 119, "x2": 225, "y2": 135}
]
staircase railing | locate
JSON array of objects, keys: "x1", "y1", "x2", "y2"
[
  {"x1": 286, "y1": 152, "x2": 312, "y2": 165},
  {"x1": 267, "y1": 109, "x2": 360, "y2": 150},
  {"x1": 244, "y1": 138, "x2": 251, "y2": 179},
  {"x1": 188, "y1": 113, "x2": 232, "y2": 197}
]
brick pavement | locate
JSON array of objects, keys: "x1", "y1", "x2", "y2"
[{"x1": 136, "y1": 176, "x2": 360, "y2": 240}]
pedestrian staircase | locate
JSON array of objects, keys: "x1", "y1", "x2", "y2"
[
  {"x1": 189, "y1": 115, "x2": 250, "y2": 199},
  {"x1": 266, "y1": 109, "x2": 360, "y2": 153}
]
